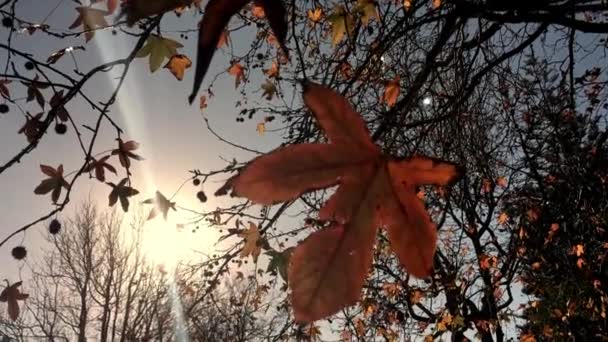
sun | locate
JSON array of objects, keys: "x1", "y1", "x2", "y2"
[{"x1": 138, "y1": 206, "x2": 219, "y2": 270}]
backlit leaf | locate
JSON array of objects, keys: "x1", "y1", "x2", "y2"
[
  {"x1": 136, "y1": 35, "x2": 183, "y2": 73},
  {"x1": 164, "y1": 54, "x2": 192, "y2": 81}
]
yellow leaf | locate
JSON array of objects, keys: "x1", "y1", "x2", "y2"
[
  {"x1": 228, "y1": 62, "x2": 246, "y2": 88},
  {"x1": 308, "y1": 8, "x2": 322, "y2": 23},
  {"x1": 424, "y1": 335, "x2": 434, "y2": 342},
  {"x1": 239, "y1": 222, "x2": 261, "y2": 261},
  {"x1": 432, "y1": 0, "x2": 441, "y2": 9},
  {"x1": 256, "y1": 122, "x2": 265, "y2": 135},
  {"x1": 136, "y1": 34, "x2": 183, "y2": 72},
  {"x1": 574, "y1": 244, "x2": 584, "y2": 257},
  {"x1": 328, "y1": 6, "x2": 354, "y2": 47},
  {"x1": 437, "y1": 321, "x2": 447, "y2": 332},
  {"x1": 382, "y1": 76, "x2": 400, "y2": 107},
  {"x1": 164, "y1": 54, "x2": 191, "y2": 81}
]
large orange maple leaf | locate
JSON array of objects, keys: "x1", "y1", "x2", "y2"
[{"x1": 218, "y1": 82, "x2": 463, "y2": 322}]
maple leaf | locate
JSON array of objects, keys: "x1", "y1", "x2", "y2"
[
  {"x1": 49, "y1": 91, "x2": 70, "y2": 122},
  {"x1": 382, "y1": 76, "x2": 400, "y2": 108},
  {"x1": 239, "y1": 222, "x2": 262, "y2": 261},
  {"x1": 188, "y1": 0, "x2": 288, "y2": 104},
  {"x1": 34, "y1": 164, "x2": 70, "y2": 203},
  {"x1": 69, "y1": 7, "x2": 109, "y2": 42},
  {"x1": 142, "y1": 191, "x2": 177, "y2": 220},
  {"x1": 18, "y1": 112, "x2": 44, "y2": 143},
  {"x1": 164, "y1": 54, "x2": 192, "y2": 81},
  {"x1": 107, "y1": 178, "x2": 139, "y2": 212},
  {"x1": 120, "y1": 0, "x2": 195, "y2": 25},
  {"x1": 266, "y1": 247, "x2": 294, "y2": 282},
  {"x1": 111, "y1": 138, "x2": 143, "y2": 170},
  {"x1": 216, "y1": 82, "x2": 463, "y2": 322},
  {"x1": 21, "y1": 75, "x2": 49, "y2": 109},
  {"x1": 308, "y1": 8, "x2": 322, "y2": 23},
  {"x1": 228, "y1": 63, "x2": 246, "y2": 88},
  {"x1": 84, "y1": 155, "x2": 117, "y2": 182},
  {"x1": 136, "y1": 35, "x2": 183, "y2": 73},
  {"x1": 0, "y1": 281, "x2": 29, "y2": 321}
]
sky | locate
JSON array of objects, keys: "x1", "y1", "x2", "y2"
[{"x1": 0, "y1": 0, "x2": 284, "y2": 281}]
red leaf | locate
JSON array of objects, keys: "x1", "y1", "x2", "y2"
[
  {"x1": 289, "y1": 223, "x2": 377, "y2": 323},
  {"x1": 227, "y1": 144, "x2": 377, "y2": 204},
  {"x1": 223, "y1": 82, "x2": 463, "y2": 322},
  {"x1": 303, "y1": 82, "x2": 377, "y2": 152}
]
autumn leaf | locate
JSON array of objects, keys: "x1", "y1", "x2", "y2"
[
  {"x1": 120, "y1": 0, "x2": 195, "y2": 25},
  {"x1": 136, "y1": 35, "x2": 183, "y2": 73},
  {"x1": 142, "y1": 191, "x2": 177, "y2": 220},
  {"x1": 261, "y1": 80, "x2": 277, "y2": 100},
  {"x1": 107, "y1": 178, "x2": 139, "y2": 212},
  {"x1": 49, "y1": 91, "x2": 70, "y2": 122},
  {"x1": 217, "y1": 82, "x2": 463, "y2": 322},
  {"x1": 264, "y1": 61, "x2": 279, "y2": 78},
  {"x1": 69, "y1": 7, "x2": 109, "y2": 42},
  {"x1": 356, "y1": 0, "x2": 379, "y2": 26},
  {"x1": 266, "y1": 247, "x2": 294, "y2": 282},
  {"x1": 164, "y1": 54, "x2": 192, "y2": 81},
  {"x1": 111, "y1": 138, "x2": 143, "y2": 170},
  {"x1": 188, "y1": 0, "x2": 288, "y2": 104},
  {"x1": 18, "y1": 112, "x2": 44, "y2": 143},
  {"x1": 308, "y1": 8, "x2": 322, "y2": 23},
  {"x1": 0, "y1": 281, "x2": 29, "y2": 321},
  {"x1": 21, "y1": 75, "x2": 49, "y2": 109},
  {"x1": 34, "y1": 164, "x2": 70, "y2": 203},
  {"x1": 432, "y1": 0, "x2": 441, "y2": 9},
  {"x1": 256, "y1": 122, "x2": 266, "y2": 135},
  {"x1": 382, "y1": 76, "x2": 400, "y2": 107},
  {"x1": 328, "y1": 6, "x2": 354, "y2": 47},
  {"x1": 84, "y1": 155, "x2": 117, "y2": 182},
  {"x1": 228, "y1": 62, "x2": 246, "y2": 88},
  {"x1": 240, "y1": 222, "x2": 262, "y2": 261}
]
